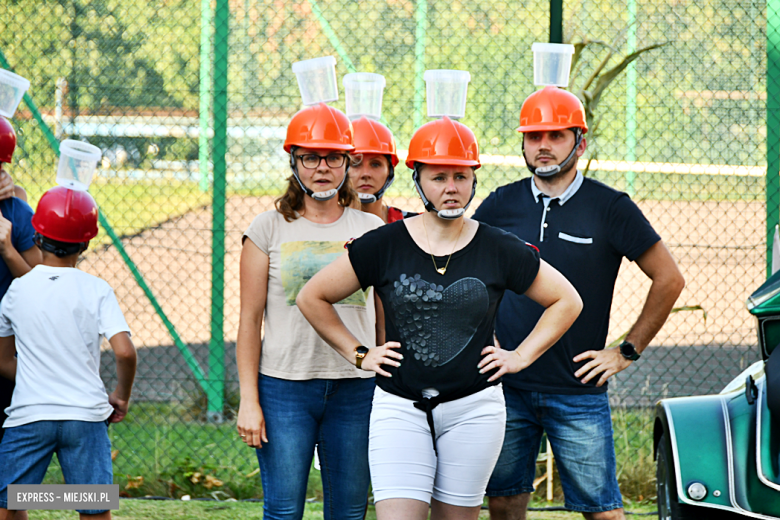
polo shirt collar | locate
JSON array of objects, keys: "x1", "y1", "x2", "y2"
[{"x1": 531, "y1": 170, "x2": 584, "y2": 205}]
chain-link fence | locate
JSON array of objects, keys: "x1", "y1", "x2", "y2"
[{"x1": 0, "y1": 0, "x2": 770, "y2": 501}]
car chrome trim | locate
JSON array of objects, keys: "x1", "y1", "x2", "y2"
[
  {"x1": 664, "y1": 399, "x2": 738, "y2": 515},
  {"x1": 755, "y1": 378, "x2": 780, "y2": 492},
  {"x1": 664, "y1": 395, "x2": 780, "y2": 518},
  {"x1": 722, "y1": 393, "x2": 780, "y2": 520}
]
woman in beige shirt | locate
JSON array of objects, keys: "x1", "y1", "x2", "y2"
[{"x1": 236, "y1": 103, "x2": 383, "y2": 519}]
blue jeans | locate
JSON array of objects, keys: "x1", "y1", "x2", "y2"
[
  {"x1": 256, "y1": 374, "x2": 374, "y2": 520},
  {"x1": 486, "y1": 388, "x2": 623, "y2": 513},
  {"x1": 0, "y1": 419, "x2": 113, "y2": 514}
]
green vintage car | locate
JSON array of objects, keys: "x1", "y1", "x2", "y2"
[{"x1": 655, "y1": 270, "x2": 780, "y2": 519}]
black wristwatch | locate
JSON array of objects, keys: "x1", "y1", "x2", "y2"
[
  {"x1": 355, "y1": 346, "x2": 370, "y2": 369},
  {"x1": 619, "y1": 340, "x2": 641, "y2": 361}
]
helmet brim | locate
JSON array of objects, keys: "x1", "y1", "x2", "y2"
[
  {"x1": 517, "y1": 124, "x2": 588, "y2": 134},
  {"x1": 405, "y1": 158, "x2": 481, "y2": 169},
  {"x1": 284, "y1": 141, "x2": 355, "y2": 153}
]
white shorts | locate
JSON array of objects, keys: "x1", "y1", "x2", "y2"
[{"x1": 369, "y1": 384, "x2": 506, "y2": 507}]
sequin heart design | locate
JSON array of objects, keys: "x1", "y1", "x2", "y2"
[{"x1": 389, "y1": 273, "x2": 489, "y2": 367}]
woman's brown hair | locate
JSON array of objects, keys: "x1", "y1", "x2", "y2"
[{"x1": 274, "y1": 148, "x2": 358, "y2": 222}]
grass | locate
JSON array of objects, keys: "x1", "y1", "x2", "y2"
[{"x1": 22, "y1": 497, "x2": 658, "y2": 519}]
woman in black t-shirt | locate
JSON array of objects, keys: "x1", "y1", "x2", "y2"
[{"x1": 297, "y1": 117, "x2": 582, "y2": 520}]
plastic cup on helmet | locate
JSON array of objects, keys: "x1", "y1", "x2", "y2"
[
  {"x1": 423, "y1": 70, "x2": 471, "y2": 119},
  {"x1": 343, "y1": 73, "x2": 386, "y2": 121},
  {"x1": 0, "y1": 69, "x2": 30, "y2": 119},
  {"x1": 532, "y1": 43, "x2": 575, "y2": 87},
  {"x1": 56, "y1": 140, "x2": 102, "y2": 191},
  {"x1": 292, "y1": 56, "x2": 339, "y2": 106}
]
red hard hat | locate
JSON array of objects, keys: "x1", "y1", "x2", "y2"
[
  {"x1": 32, "y1": 186, "x2": 99, "y2": 243},
  {"x1": 517, "y1": 86, "x2": 588, "y2": 134},
  {"x1": 283, "y1": 103, "x2": 354, "y2": 153},
  {"x1": 405, "y1": 116, "x2": 480, "y2": 169},
  {"x1": 0, "y1": 117, "x2": 17, "y2": 164},
  {"x1": 351, "y1": 117, "x2": 399, "y2": 166}
]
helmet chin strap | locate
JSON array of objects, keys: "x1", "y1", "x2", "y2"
[
  {"x1": 412, "y1": 164, "x2": 477, "y2": 220},
  {"x1": 289, "y1": 148, "x2": 349, "y2": 201},
  {"x1": 358, "y1": 160, "x2": 395, "y2": 204},
  {"x1": 523, "y1": 129, "x2": 583, "y2": 178}
]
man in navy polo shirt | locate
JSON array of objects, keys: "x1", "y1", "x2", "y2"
[{"x1": 475, "y1": 87, "x2": 685, "y2": 520}]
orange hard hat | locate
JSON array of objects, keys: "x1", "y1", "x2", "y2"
[
  {"x1": 283, "y1": 103, "x2": 354, "y2": 153},
  {"x1": 32, "y1": 186, "x2": 99, "y2": 243},
  {"x1": 351, "y1": 117, "x2": 398, "y2": 167},
  {"x1": 517, "y1": 86, "x2": 588, "y2": 134},
  {"x1": 0, "y1": 117, "x2": 17, "y2": 164},
  {"x1": 405, "y1": 116, "x2": 480, "y2": 169}
]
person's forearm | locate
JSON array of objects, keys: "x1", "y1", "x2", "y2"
[
  {"x1": 515, "y1": 297, "x2": 582, "y2": 369},
  {"x1": 236, "y1": 314, "x2": 263, "y2": 402},
  {"x1": 626, "y1": 272, "x2": 685, "y2": 351},
  {"x1": 1, "y1": 246, "x2": 32, "y2": 278},
  {"x1": 0, "y1": 357, "x2": 15, "y2": 381},
  {"x1": 114, "y1": 352, "x2": 137, "y2": 401},
  {"x1": 298, "y1": 295, "x2": 362, "y2": 364}
]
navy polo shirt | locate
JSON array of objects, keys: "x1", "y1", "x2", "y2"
[
  {"x1": 473, "y1": 172, "x2": 660, "y2": 394},
  {"x1": 0, "y1": 197, "x2": 35, "y2": 297}
]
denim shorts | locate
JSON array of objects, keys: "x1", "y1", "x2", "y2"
[
  {"x1": 255, "y1": 374, "x2": 374, "y2": 520},
  {"x1": 486, "y1": 388, "x2": 623, "y2": 513},
  {"x1": 0, "y1": 419, "x2": 113, "y2": 514}
]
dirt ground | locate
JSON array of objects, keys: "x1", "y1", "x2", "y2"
[{"x1": 80, "y1": 195, "x2": 765, "y2": 354}]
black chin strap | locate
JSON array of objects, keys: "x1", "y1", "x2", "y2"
[
  {"x1": 523, "y1": 129, "x2": 583, "y2": 178},
  {"x1": 358, "y1": 159, "x2": 395, "y2": 204},
  {"x1": 412, "y1": 164, "x2": 477, "y2": 220},
  {"x1": 35, "y1": 233, "x2": 86, "y2": 256},
  {"x1": 289, "y1": 146, "x2": 349, "y2": 201}
]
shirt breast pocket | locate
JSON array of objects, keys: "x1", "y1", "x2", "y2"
[{"x1": 558, "y1": 232, "x2": 593, "y2": 244}]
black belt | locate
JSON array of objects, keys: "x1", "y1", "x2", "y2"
[{"x1": 413, "y1": 395, "x2": 446, "y2": 455}]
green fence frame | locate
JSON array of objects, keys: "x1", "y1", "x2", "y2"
[{"x1": 768, "y1": 0, "x2": 780, "y2": 275}]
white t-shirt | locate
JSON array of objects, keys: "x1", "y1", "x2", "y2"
[
  {"x1": 0, "y1": 265, "x2": 131, "y2": 427},
  {"x1": 243, "y1": 207, "x2": 383, "y2": 380}
]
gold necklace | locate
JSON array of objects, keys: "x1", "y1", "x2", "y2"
[{"x1": 422, "y1": 216, "x2": 464, "y2": 276}]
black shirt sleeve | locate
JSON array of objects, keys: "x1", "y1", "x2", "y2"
[
  {"x1": 607, "y1": 193, "x2": 661, "y2": 261},
  {"x1": 346, "y1": 225, "x2": 387, "y2": 291},
  {"x1": 492, "y1": 226, "x2": 541, "y2": 295}
]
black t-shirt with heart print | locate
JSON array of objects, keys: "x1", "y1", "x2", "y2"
[{"x1": 347, "y1": 220, "x2": 540, "y2": 403}]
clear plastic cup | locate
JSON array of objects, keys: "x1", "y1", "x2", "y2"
[
  {"x1": 292, "y1": 56, "x2": 338, "y2": 106},
  {"x1": 343, "y1": 73, "x2": 386, "y2": 121},
  {"x1": 57, "y1": 140, "x2": 102, "y2": 191},
  {"x1": 0, "y1": 69, "x2": 30, "y2": 119},
  {"x1": 423, "y1": 70, "x2": 471, "y2": 119},
  {"x1": 532, "y1": 43, "x2": 575, "y2": 87}
]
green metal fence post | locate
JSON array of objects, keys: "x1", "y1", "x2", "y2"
[
  {"x1": 414, "y1": 0, "x2": 427, "y2": 129},
  {"x1": 625, "y1": 0, "x2": 637, "y2": 196},
  {"x1": 199, "y1": 0, "x2": 213, "y2": 193},
  {"x1": 309, "y1": 0, "x2": 357, "y2": 73},
  {"x1": 549, "y1": 0, "x2": 563, "y2": 43},
  {"x1": 208, "y1": 0, "x2": 229, "y2": 423},
  {"x1": 768, "y1": 0, "x2": 780, "y2": 275}
]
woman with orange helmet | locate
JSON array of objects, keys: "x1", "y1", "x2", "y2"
[
  {"x1": 348, "y1": 116, "x2": 415, "y2": 223},
  {"x1": 297, "y1": 116, "x2": 582, "y2": 520},
  {"x1": 236, "y1": 102, "x2": 384, "y2": 519}
]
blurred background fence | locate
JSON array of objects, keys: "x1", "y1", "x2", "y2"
[{"x1": 0, "y1": 0, "x2": 774, "y2": 502}]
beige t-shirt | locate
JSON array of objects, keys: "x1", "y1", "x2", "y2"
[{"x1": 243, "y1": 207, "x2": 384, "y2": 380}]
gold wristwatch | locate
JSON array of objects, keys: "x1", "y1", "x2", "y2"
[{"x1": 355, "y1": 345, "x2": 369, "y2": 369}]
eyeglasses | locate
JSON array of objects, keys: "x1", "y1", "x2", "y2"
[{"x1": 294, "y1": 153, "x2": 348, "y2": 169}]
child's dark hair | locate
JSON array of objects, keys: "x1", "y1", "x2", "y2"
[{"x1": 34, "y1": 233, "x2": 87, "y2": 257}]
